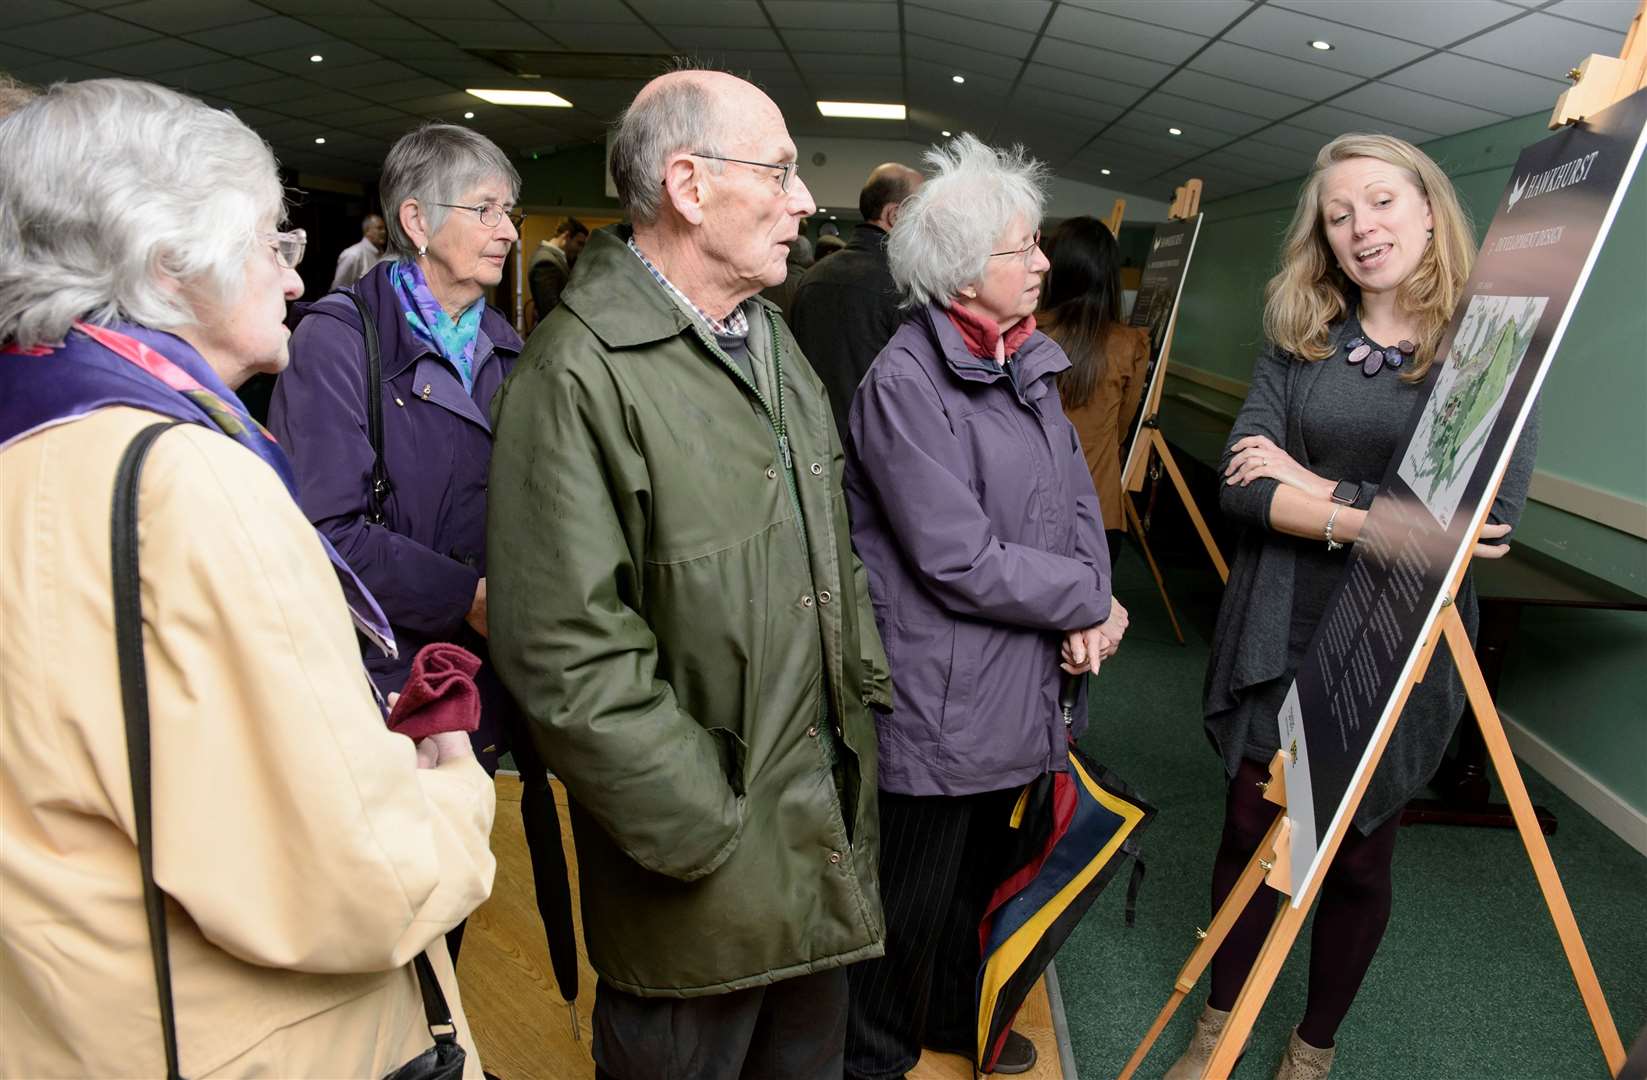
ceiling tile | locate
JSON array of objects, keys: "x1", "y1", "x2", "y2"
[
  {"x1": 792, "y1": 51, "x2": 900, "y2": 76},
  {"x1": 8, "y1": 57, "x2": 121, "y2": 84},
  {"x1": 214, "y1": 77, "x2": 319, "y2": 105},
  {"x1": 766, "y1": 1, "x2": 897, "y2": 31},
  {"x1": 1222, "y1": 6, "x2": 1429, "y2": 77},
  {"x1": 102, "y1": 0, "x2": 272, "y2": 34},
  {"x1": 1192, "y1": 146, "x2": 1301, "y2": 181},
  {"x1": 1011, "y1": 84, "x2": 1122, "y2": 125},
  {"x1": 305, "y1": 16, "x2": 445, "y2": 42},
  {"x1": 413, "y1": 20, "x2": 558, "y2": 50},
  {"x1": 1212, "y1": 140, "x2": 1317, "y2": 176},
  {"x1": 907, "y1": 57, "x2": 1014, "y2": 99},
  {"x1": 1335, "y1": 80, "x2": 1508, "y2": 135},
  {"x1": 1045, "y1": 5, "x2": 1209, "y2": 65},
  {"x1": 551, "y1": 22, "x2": 671, "y2": 51},
  {"x1": 1031, "y1": 37, "x2": 1175, "y2": 90},
  {"x1": 169, "y1": 58, "x2": 286, "y2": 91},
  {"x1": 1452, "y1": 11, "x2": 1628, "y2": 79},
  {"x1": 905, "y1": 33, "x2": 1025, "y2": 74},
  {"x1": 1156, "y1": 68, "x2": 1312, "y2": 120},
  {"x1": 907, "y1": 0, "x2": 1052, "y2": 33},
  {"x1": 1398, "y1": 52, "x2": 1568, "y2": 116},
  {"x1": 388, "y1": 0, "x2": 514, "y2": 15},
  {"x1": 356, "y1": 76, "x2": 460, "y2": 104},
  {"x1": 1246, "y1": 121, "x2": 1336, "y2": 156},
  {"x1": 1189, "y1": 41, "x2": 1362, "y2": 98},
  {"x1": 811, "y1": 74, "x2": 905, "y2": 99},
  {"x1": 255, "y1": 42, "x2": 379, "y2": 75},
  {"x1": 1062, "y1": 0, "x2": 1254, "y2": 37},
  {"x1": 656, "y1": 26, "x2": 786, "y2": 51},
  {"x1": 904, "y1": 8, "x2": 1037, "y2": 58},
  {"x1": 1290, "y1": 103, "x2": 1439, "y2": 144},
  {"x1": 5, "y1": 12, "x2": 160, "y2": 57},
  {"x1": 186, "y1": 16, "x2": 333, "y2": 52},
  {"x1": 78, "y1": 37, "x2": 223, "y2": 75},
  {"x1": 1017, "y1": 63, "x2": 1149, "y2": 109},
  {"x1": 328, "y1": 103, "x2": 408, "y2": 125},
  {"x1": 623, "y1": 0, "x2": 765, "y2": 27},
  {"x1": 304, "y1": 58, "x2": 429, "y2": 89},
  {"x1": 1544, "y1": 0, "x2": 1641, "y2": 32},
  {"x1": 0, "y1": 0, "x2": 81, "y2": 29},
  {"x1": 1269, "y1": 0, "x2": 1522, "y2": 48},
  {"x1": 782, "y1": 29, "x2": 900, "y2": 53},
  {"x1": 1114, "y1": 109, "x2": 1228, "y2": 150}
]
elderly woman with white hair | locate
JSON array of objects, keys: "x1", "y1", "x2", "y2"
[
  {"x1": 842, "y1": 133, "x2": 1129, "y2": 1078},
  {"x1": 0, "y1": 79, "x2": 495, "y2": 1078}
]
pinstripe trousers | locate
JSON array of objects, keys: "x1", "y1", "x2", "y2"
[{"x1": 845, "y1": 786, "x2": 1021, "y2": 1080}]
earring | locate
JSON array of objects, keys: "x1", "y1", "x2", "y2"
[
  {"x1": 417, "y1": 245, "x2": 428, "y2": 257},
  {"x1": 1426, "y1": 229, "x2": 1433, "y2": 239}
]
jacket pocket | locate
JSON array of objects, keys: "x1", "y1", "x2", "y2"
[{"x1": 706, "y1": 726, "x2": 749, "y2": 797}]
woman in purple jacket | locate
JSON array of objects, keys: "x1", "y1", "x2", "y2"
[
  {"x1": 842, "y1": 134, "x2": 1130, "y2": 1079},
  {"x1": 268, "y1": 124, "x2": 538, "y2": 961}
]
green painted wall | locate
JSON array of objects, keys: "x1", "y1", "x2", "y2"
[
  {"x1": 1161, "y1": 111, "x2": 1647, "y2": 821},
  {"x1": 516, "y1": 141, "x2": 620, "y2": 211}
]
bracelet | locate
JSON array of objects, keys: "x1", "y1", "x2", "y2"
[{"x1": 1324, "y1": 506, "x2": 1344, "y2": 551}]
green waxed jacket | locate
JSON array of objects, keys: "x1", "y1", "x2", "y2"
[{"x1": 487, "y1": 225, "x2": 891, "y2": 997}]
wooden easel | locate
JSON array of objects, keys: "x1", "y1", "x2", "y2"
[
  {"x1": 1120, "y1": 29, "x2": 1646, "y2": 1073},
  {"x1": 1118, "y1": 508, "x2": 1626, "y2": 1080},
  {"x1": 1120, "y1": 179, "x2": 1226, "y2": 646},
  {"x1": 1106, "y1": 198, "x2": 1126, "y2": 238}
]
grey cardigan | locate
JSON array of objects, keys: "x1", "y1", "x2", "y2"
[{"x1": 1203, "y1": 316, "x2": 1540, "y2": 831}]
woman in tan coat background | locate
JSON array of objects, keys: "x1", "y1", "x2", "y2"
[
  {"x1": 1040, "y1": 215, "x2": 1152, "y2": 564},
  {"x1": 0, "y1": 79, "x2": 496, "y2": 1078}
]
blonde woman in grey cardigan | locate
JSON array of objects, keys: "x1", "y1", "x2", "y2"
[{"x1": 1165, "y1": 134, "x2": 1539, "y2": 1080}]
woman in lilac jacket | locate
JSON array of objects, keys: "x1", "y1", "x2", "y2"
[
  {"x1": 842, "y1": 134, "x2": 1130, "y2": 1080},
  {"x1": 268, "y1": 124, "x2": 540, "y2": 963}
]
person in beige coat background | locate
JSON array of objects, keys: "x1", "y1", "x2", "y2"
[{"x1": 0, "y1": 79, "x2": 497, "y2": 1078}]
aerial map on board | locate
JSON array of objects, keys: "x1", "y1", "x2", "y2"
[{"x1": 1396, "y1": 293, "x2": 1549, "y2": 528}]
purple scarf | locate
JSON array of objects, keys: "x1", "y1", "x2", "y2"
[{"x1": 0, "y1": 322, "x2": 396, "y2": 658}]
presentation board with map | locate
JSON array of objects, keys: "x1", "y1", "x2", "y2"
[{"x1": 1277, "y1": 86, "x2": 1647, "y2": 902}]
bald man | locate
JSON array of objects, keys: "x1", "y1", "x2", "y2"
[
  {"x1": 789, "y1": 162, "x2": 924, "y2": 442},
  {"x1": 489, "y1": 69, "x2": 891, "y2": 1080},
  {"x1": 329, "y1": 213, "x2": 389, "y2": 287}
]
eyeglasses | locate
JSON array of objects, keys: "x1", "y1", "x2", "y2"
[
  {"x1": 261, "y1": 228, "x2": 307, "y2": 269},
  {"x1": 436, "y1": 202, "x2": 526, "y2": 230},
  {"x1": 988, "y1": 230, "x2": 1042, "y2": 267},
  {"x1": 690, "y1": 152, "x2": 799, "y2": 193}
]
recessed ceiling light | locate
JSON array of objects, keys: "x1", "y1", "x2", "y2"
[
  {"x1": 1310, "y1": 39, "x2": 1334, "y2": 51},
  {"x1": 314, "y1": 136, "x2": 326, "y2": 144},
  {"x1": 464, "y1": 111, "x2": 475, "y2": 119},
  {"x1": 818, "y1": 208, "x2": 828, "y2": 213},
  {"x1": 466, "y1": 87, "x2": 573, "y2": 107},
  {"x1": 829, "y1": 215, "x2": 837, "y2": 220},
  {"x1": 941, "y1": 129, "x2": 952, "y2": 137},
  {"x1": 1168, "y1": 126, "x2": 1183, "y2": 135},
  {"x1": 1101, "y1": 168, "x2": 1112, "y2": 175},
  {"x1": 951, "y1": 74, "x2": 965, "y2": 84},
  {"x1": 817, "y1": 100, "x2": 906, "y2": 120},
  {"x1": 309, "y1": 54, "x2": 323, "y2": 63}
]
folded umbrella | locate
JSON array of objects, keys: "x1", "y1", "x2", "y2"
[{"x1": 974, "y1": 674, "x2": 1156, "y2": 1072}]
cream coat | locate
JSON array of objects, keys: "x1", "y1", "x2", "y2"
[{"x1": 0, "y1": 407, "x2": 497, "y2": 1078}]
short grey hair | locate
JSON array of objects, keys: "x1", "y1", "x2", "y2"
[
  {"x1": 888, "y1": 133, "x2": 1047, "y2": 308},
  {"x1": 0, "y1": 78, "x2": 283, "y2": 349},
  {"x1": 380, "y1": 123, "x2": 520, "y2": 259},
  {"x1": 609, "y1": 74, "x2": 727, "y2": 225}
]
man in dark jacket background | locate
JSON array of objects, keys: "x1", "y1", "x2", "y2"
[
  {"x1": 789, "y1": 162, "x2": 923, "y2": 442},
  {"x1": 526, "y1": 215, "x2": 587, "y2": 317},
  {"x1": 489, "y1": 68, "x2": 891, "y2": 1080}
]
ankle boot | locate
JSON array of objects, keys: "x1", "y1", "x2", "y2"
[
  {"x1": 1164, "y1": 1005, "x2": 1250, "y2": 1080},
  {"x1": 1272, "y1": 1028, "x2": 1335, "y2": 1080}
]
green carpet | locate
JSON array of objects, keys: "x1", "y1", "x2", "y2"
[{"x1": 1060, "y1": 543, "x2": 1647, "y2": 1079}]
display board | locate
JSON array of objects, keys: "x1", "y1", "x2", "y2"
[
  {"x1": 1279, "y1": 86, "x2": 1647, "y2": 901},
  {"x1": 1118, "y1": 213, "x2": 1202, "y2": 485}
]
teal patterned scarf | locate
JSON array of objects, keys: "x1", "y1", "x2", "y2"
[{"x1": 389, "y1": 259, "x2": 485, "y2": 392}]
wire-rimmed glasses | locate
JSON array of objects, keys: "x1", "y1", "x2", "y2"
[
  {"x1": 988, "y1": 229, "x2": 1042, "y2": 267},
  {"x1": 436, "y1": 202, "x2": 526, "y2": 230},
  {"x1": 690, "y1": 152, "x2": 800, "y2": 193},
  {"x1": 261, "y1": 228, "x2": 307, "y2": 269}
]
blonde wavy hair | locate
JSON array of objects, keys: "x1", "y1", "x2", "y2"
[{"x1": 1262, "y1": 133, "x2": 1473, "y2": 381}]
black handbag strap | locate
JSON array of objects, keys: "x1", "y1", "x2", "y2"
[
  {"x1": 113, "y1": 420, "x2": 186, "y2": 1080},
  {"x1": 336, "y1": 287, "x2": 393, "y2": 525},
  {"x1": 112, "y1": 421, "x2": 456, "y2": 1080}
]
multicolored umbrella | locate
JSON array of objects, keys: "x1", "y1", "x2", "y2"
[{"x1": 974, "y1": 720, "x2": 1155, "y2": 1072}]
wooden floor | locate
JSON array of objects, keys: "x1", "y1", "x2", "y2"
[{"x1": 458, "y1": 775, "x2": 1066, "y2": 1080}]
